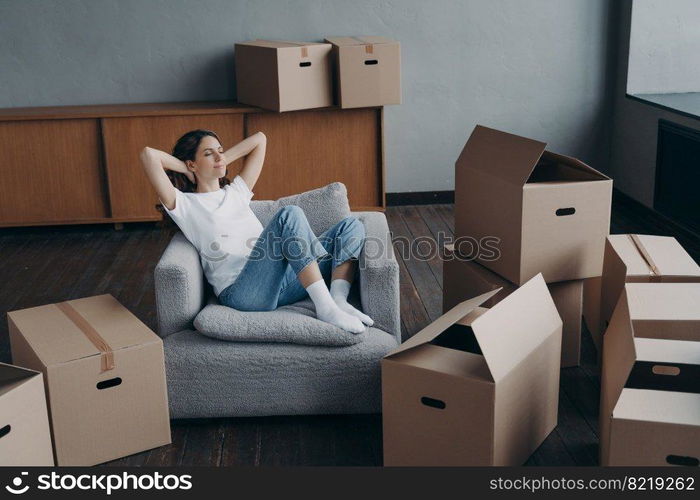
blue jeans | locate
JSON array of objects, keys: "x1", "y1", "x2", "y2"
[{"x1": 218, "y1": 205, "x2": 366, "y2": 311}]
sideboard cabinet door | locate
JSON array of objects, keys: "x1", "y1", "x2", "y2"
[{"x1": 0, "y1": 119, "x2": 108, "y2": 224}]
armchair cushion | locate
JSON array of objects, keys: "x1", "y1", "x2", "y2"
[
  {"x1": 250, "y1": 182, "x2": 351, "y2": 235},
  {"x1": 193, "y1": 296, "x2": 366, "y2": 347}
]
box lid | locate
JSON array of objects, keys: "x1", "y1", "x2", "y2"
[
  {"x1": 0, "y1": 362, "x2": 39, "y2": 398},
  {"x1": 456, "y1": 125, "x2": 547, "y2": 186},
  {"x1": 470, "y1": 274, "x2": 562, "y2": 382},
  {"x1": 325, "y1": 36, "x2": 397, "y2": 47},
  {"x1": 386, "y1": 289, "x2": 501, "y2": 357},
  {"x1": 238, "y1": 39, "x2": 329, "y2": 49},
  {"x1": 7, "y1": 294, "x2": 161, "y2": 367},
  {"x1": 608, "y1": 234, "x2": 700, "y2": 278},
  {"x1": 613, "y1": 388, "x2": 700, "y2": 426},
  {"x1": 626, "y1": 282, "x2": 700, "y2": 321}
]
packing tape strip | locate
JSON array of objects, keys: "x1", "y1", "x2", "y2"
[
  {"x1": 264, "y1": 39, "x2": 309, "y2": 58},
  {"x1": 628, "y1": 234, "x2": 660, "y2": 277},
  {"x1": 352, "y1": 36, "x2": 374, "y2": 54},
  {"x1": 56, "y1": 301, "x2": 115, "y2": 372}
]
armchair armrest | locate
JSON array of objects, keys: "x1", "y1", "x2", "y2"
[
  {"x1": 352, "y1": 211, "x2": 401, "y2": 344},
  {"x1": 154, "y1": 232, "x2": 206, "y2": 338}
]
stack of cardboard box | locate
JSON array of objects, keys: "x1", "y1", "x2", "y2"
[
  {"x1": 382, "y1": 124, "x2": 614, "y2": 466},
  {"x1": 235, "y1": 37, "x2": 401, "y2": 112},
  {"x1": 5, "y1": 294, "x2": 171, "y2": 466},
  {"x1": 447, "y1": 125, "x2": 613, "y2": 367},
  {"x1": 599, "y1": 283, "x2": 700, "y2": 465}
]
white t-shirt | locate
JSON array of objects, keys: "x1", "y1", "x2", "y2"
[{"x1": 162, "y1": 175, "x2": 264, "y2": 297}]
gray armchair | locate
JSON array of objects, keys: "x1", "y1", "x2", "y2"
[{"x1": 154, "y1": 183, "x2": 401, "y2": 418}]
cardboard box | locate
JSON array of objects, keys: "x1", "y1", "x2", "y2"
[
  {"x1": 582, "y1": 276, "x2": 603, "y2": 352},
  {"x1": 443, "y1": 244, "x2": 582, "y2": 367},
  {"x1": 599, "y1": 283, "x2": 700, "y2": 465},
  {"x1": 324, "y1": 36, "x2": 401, "y2": 109},
  {"x1": 8, "y1": 294, "x2": 171, "y2": 466},
  {"x1": 235, "y1": 39, "x2": 332, "y2": 112},
  {"x1": 0, "y1": 363, "x2": 54, "y2": 466},
  {"x1": 587, "y1": 234, "x2": 700, "y2": 349},
  {"x1": 382, "y1": 274, "x2": 561, "y2": 466},
  {"x1": 454, "y1": 125, "x2": 612, "y2": 285}
]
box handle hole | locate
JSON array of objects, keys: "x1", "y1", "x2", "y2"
[
  {"x1": 0, "y1": 424, "x2": 10, "y2": 439},
  {"x1": 299, "y1": 62, "x2": 311, "y2": 67},
  {"x1": 364, "y1": 59, "x2": 378, "y2": 65},
  {"x1": 652, "y1": 365, "x2": 680, "y2": 376},
  {"x1": 556, "y1": 207, "x2": 576, "y2": 216},
  {"x1": 420, "y1": 397, "x2": 446, "y2": 409},
  {"x1": 666, "y1": 455, "x2": 699, "y2": 466},
  {"x1": 97, "y1": 377, "x2": 122, "y2": 390}
]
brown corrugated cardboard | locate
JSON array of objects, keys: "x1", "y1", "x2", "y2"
[
  {"x1": 599, "y1": 283, "x2": 700, "y2": 466},
  {"x1": 8, "y1": 294, "x2": 171, "y2": 466},
  {"x1": 324, "y1": 36, "x2": 401, "y2": 109},
  {"x1": 0, "y1": 363, "x2": 54, "y2": 466},
  {"x1": 443, "y1": 244, "x2": 581, "y2": 367},
  {"x1": 454, "y1": 125, "x2": 612, "y2": 285},
  {"x1": 235, "y1": 39, "x2": 332, "y2": 112},
  {"x1": 382, "y1": 274, "x2": 561, "y2": 466},
  {"x1": 588, "y1": 234, "x2": 700, "y2": 348},
  {"x1": 583, "y1": 276, "x2": 603, "y2": 352}
]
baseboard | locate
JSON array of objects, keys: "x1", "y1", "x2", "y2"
[
  {"x1": 612, "y1": 188, "x2": 700, "y2": 241},
  {"x1": 386, "y1": 190, "x2": 454, "y2": 206}
]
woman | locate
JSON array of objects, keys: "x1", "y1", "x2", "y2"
[{"x1": 141, "y1": 129, "x2": 372, "y2": 334}]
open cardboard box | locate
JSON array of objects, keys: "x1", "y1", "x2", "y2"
[
  {"x1": 324, "y1": 36, "x2": 401, "y2": 109},
  {"x1": 586, "y1": 234, "x2": 700, "y2": 351},
  {"x1": 443, "y1": 243, "x2": 581, "y2": 367},
  {"x1": 0, "y1": 362, "x2": 54, "y2": 466},
  {"x1": 382, "y1": 274, "x2": 561, "y2": 466},
  {"x1": 8, "y1": 294, "x2": 171, "y2": 466},
  {"x1": 235, "y1": 39, "x2": 333, "y2": 112},
  {"x1": 455, "y1": 125, "x2": 612, "y2": 285},
  {"x1": 599, "y1": 283, "x2": 700, "y2": 466}
]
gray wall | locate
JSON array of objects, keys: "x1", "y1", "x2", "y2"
[
  {"x1": 627, "y1": 0, "x2": 700, "y2": 94},
  {"x1": 1, "y1": 0, "x2": 617, "y2": 194},
  {"x1": 609, "y1": 0, "x2": 700, "y2": 208}
]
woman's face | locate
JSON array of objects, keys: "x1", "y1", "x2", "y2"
[{"x1": 189, "y1": 135, "x2": 226, "y2": 181}]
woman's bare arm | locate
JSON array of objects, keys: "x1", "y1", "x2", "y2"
[
  {"x1": 140, "y1": 147, "x2": 193, "y2": 211},
  {"x1": 223, "y1": 131, "x2": 267, "y2": 191}
]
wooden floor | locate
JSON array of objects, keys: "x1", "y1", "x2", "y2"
[{"x1": 1, "y1": 193, "x2": 698, "y2": 466}]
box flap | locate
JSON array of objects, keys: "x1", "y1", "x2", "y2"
[
  {"x1": 634, "y1": 337, "x2": 700, "y2": 365},
  {"x1": 610, "y1": 234, "x2": 700, "y2": 277},
  {"x1": 7, "y1": 294, "x2": 161, "y2": 367},
  {"x1": 538, "y1": 151, "x2": 610, "y2": 181},
  {"x1": 471, "y1": 274, "x2": 562, "y2": 382},
  {"x1": 325, "y1": 36, "x2": 397, "y2": 47},
  {"x1": 626, "y1": 282, "x2": 700, "y2": 321},
  {"x1": 385, "y1": 289, "x2": 501, "y2": 357},
  {"x1": 239, "y1": 39, "x2": 329, "y2": 49},
  {"x1": 613, "y1": 388, "x2": 700, "y2": 426},
  {"x1": 456, "y1": 125, "x2": 547, "y2": 186}
]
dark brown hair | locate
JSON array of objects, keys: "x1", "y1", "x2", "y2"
[
  {"x1": 169, "y1": 129, "x2": 231, "y2": 192},
  {"x1": 156, "y1": 129, "x2": 232, "y2": 229}
]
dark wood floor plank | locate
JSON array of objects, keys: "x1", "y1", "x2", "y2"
[
  {"x1": 180, "y1": 418, "x2": 226, "y2": 466},
  {"x1": 388, "y1": 207, "x2": 442, "y2": 321},
  {"x1": 220, "y1": 418, "x2": 261, "y2": 466},
  {"x1": 400, "y1": 206, "x2": 444, "y2": 290}
]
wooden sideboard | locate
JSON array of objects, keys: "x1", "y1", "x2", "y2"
[{"x1": 0, "y1": 101, "x2": 385, "y2": 227}]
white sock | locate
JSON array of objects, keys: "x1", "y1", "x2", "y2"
[
  {"x1": 330, "y1": 279, "x2": 374, "y2": 326},
  {"x1": 306, "y1": 280, "x2": 365, "y2": 334}
]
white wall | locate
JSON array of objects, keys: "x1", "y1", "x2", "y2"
[
  {"x1": 0, "y1": 0, "x2": 617, "y2": 193},
  {"x1": 627, "y1": 0, "x2": 700, "y2": 94}
]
